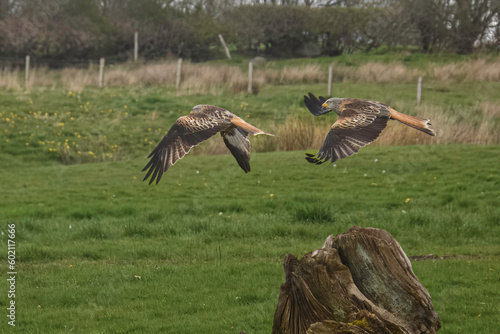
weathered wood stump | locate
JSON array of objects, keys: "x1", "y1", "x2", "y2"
[{"x1": 272, "y1": 226, "x2": 441, "y2": 334}]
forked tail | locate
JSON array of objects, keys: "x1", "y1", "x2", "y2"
[
  {"x1": 231, "y1": 117, "x2": 274, "y2": 136},
  {"x1": 389, "y1": 108, "x2": 435, "y2": 136}
]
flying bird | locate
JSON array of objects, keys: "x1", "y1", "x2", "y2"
[
  {"x1": 142, "y1": 104, "x2": 273, "y2": 185},
  {"x1": 303, "y1": 93, "x2": 435, "y2": 164}
]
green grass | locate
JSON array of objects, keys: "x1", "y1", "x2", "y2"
[
  {"x1": 0, "y1": 84, "x2": 499, "y2": 333},
  {"x1": 0, "y1": 144, "x2": 499, "y2": 333}
]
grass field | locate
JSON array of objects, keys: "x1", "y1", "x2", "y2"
[{"x1": 0, "y1": 64, "x2": 499, "y2": 333}]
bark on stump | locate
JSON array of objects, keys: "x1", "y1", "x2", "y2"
[{"x1": 272, "y1": 226, "x2": 441, "y2": 334}]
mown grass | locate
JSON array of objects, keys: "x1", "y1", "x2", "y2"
[{"x1": 0, "y1": 142, "x2": 499, "y2": 333}]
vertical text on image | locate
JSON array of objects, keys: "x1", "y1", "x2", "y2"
[{"x1": 7, "y1": 223, "x2": 16, "y2": 327}]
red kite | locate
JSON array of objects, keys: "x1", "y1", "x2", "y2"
[
  {"x1": 143, "y1": 105, "x2": 273, "y2": 184},
  {"x1": 304, "y1": 93, "x2": 435, "y2": 164}
]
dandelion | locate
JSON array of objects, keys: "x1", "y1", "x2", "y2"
[
  {"x1": 270, "y1": 193, "x2": 274, "y2": 197},
  {"x1": 5, "y1": 139, "x2": 9, "y2": 142},
  {"x1": 133, "y1": 176, "x2": 137, "y2": 180},
  {"x1": 405, "y1": 198, "x2": 411, "y2": 203},
  {"x1": 69, "y1": 265, "x2": 73, "y2": 267},
  {"x1": 371, "y1": 183, "x2": 377, "y2": 186},
  {"x1": 58, "y1": 122, "x2": 64, "y2": 127},
  {"x1": 70, "y1": 117, "x2": 74, "y2": 121},
  {"x1": 124, "y1": 105, "x2": 128, "y2": 109},
  {"x1": 25, "y1": 142, "x2": 29, "y2": 146}
]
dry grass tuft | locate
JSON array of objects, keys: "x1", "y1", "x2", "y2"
[
  {"x1": 61, "y1": 68, "x2": 97, "y2": 92},
  {"x1": 0, "y1": 68, "x2": 21, "y2": 89},
  {"x1": 433, "y1": 58, "x2": 500, "y2": 82},
  {"x1": 479, "y1": 101, "x2": 500, "y2": 119},
  {"x1": 271, "y1": 116, "x2": 330, "y2": 151},
  {"x1": 357, "y1": 62, "x2": 420, "y2": 83},
  {"x1": 260, "y1": 64, "x2": 324, "y2": 85}
]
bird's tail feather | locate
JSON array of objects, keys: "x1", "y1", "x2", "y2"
[
  {"x1": 231, "y1": 117, "x2": 274, "y2": 136},
  {"x1": 389, "y1": 108, "x2": 435, "y2": 136}
]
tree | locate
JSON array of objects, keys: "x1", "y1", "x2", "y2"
[{"x1": 450, "y1": 0, "x2": 499, "y2": 54}]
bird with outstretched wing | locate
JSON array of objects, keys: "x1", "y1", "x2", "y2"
[
  {"x1": 143, "y1": 104, "x2": 273, "y2": 184},
  {"x1": 303, "y1": 93, "x2": 435, "y2": 164}
]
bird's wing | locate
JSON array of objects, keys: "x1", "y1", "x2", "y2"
[
  {"x1": 304, "y1": 92, "x2": 328, "y2": 116},
  {"x1": 306, "y1": 106, "x2": 389, "y2": 164},
  {"x1": 142, "y1": 113, "x2": 231, "y2": 185},
  {"x1": 221, "y1": 127, "x2": 251, "y2": 173}
]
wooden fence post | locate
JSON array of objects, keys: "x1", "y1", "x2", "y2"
[
  {"x1": 134, "y1": 31, "x2": 139, "y2": 62},
  {"x1": 327, "y1": 65, "x2": 333, "y2": 97},
  {"x1": 25, "y1": 55, "x2": 30, "y2": 88},
  {"x1": 248, "y1": 61, "x2": 253, "y2": 94},
  {"x1": 218, "y1": 34, "x2": 231, "y2": 60},
  {"x1": 99, "y1": 57, "x2": 105, "y2": 87},
  {"x1": 176, "y1": 58, "x2": 183, "y2": 91},
  {"x1": 417, "y1": 76, "x2": 423, "y2": 104}
]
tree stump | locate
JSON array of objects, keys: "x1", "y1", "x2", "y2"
[{"x1": 272, "y1": 226, "x2": 441, "y2": 334}]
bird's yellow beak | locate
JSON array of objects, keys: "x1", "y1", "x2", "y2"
[{"x1": 322, "y1": 102, "x2": 328, "y2": 108}]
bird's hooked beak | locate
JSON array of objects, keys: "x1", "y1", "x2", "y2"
[{"x1": 322, "y1": 102, "x2": 329, "y2": 108}]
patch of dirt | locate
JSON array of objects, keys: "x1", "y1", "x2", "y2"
[{"x1": 409, "y1": 254, "x2": 458, "y2": 261}]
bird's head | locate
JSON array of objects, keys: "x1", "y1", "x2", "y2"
[{"x1": 321, "y1": 98, "x2": 343, "y2": 114}]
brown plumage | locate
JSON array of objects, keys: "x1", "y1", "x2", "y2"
[
  {"x1": 303, "y1": 93, "x2": 435, "y2": 164},
  {"x1": 142, "y1": 105, "x2": 273, "y2": 184}
]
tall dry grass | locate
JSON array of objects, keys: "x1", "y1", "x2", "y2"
[
  {"x1": 433, "y1": 59, "x2": 500, "y2": 82},
  {"x1": 0, "y1": 68, "x2": 21, "y2": 89},
  {"x1": 61, "y1": 61, "x2": 265, "y2": 94},
  {"x1": 5, "y1": 57, "x2": 500, "y2": 92}
]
